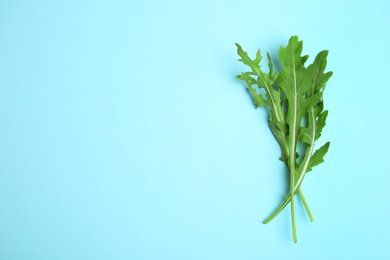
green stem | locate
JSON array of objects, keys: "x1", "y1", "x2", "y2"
[
  {"x1": 298, "y1": 189, "x2": 314, "y2": 222},
  {"x1": 290, "y1": 168, "x2": 297, "y2": 243},
  {"x1": 263, "y1": 188, "x2": 313, "y2": 224},
  {"x1": 263, "y1": 196, "x2": 289, "y2": 224}
]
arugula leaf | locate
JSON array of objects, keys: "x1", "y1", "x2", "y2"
[
  {"x1": 236, "y1": 36, "x2": 332, "y2": 243},
  {"x1": 236, "y1": 43, "x2": 289, "y2": 162}
]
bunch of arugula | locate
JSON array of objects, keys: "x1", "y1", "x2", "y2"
[{"x1": 235, "y1": 36, "x2": 332, "y2": 243}]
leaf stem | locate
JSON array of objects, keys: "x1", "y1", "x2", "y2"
[
  {"x1": 263, "y1": 197, "x2": 289, "y2": 224},
  {"x1": 289, "y1": 39, "x2": 298, "y2": 243},
  {"x1": 263, "y1": 188, "x2": 313, "y2": 224},
  {"x1": 298, "y1": 189, "x2": 314, "y2": 222},
  {"x1": 290, "y1": 168, "x2": 297, "y2": 243}
]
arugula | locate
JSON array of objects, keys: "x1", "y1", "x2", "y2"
[{"x1": 235, "y1": 36, "x2": 332, "y2": 243}]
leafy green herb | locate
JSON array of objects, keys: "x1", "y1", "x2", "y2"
[{"x1": 235, "y1": 36, "x2": 332, "y2": 243}]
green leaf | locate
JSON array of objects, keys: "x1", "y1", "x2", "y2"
[
  {"x1": 314, "y1": 110, "x2": 328, "y2": 141},
  {"x1": 276, "y1": 36, "x2": 322, "y2": 160},
  {"x1": 307, "y1": 142, "x2": 330, "y2": 172},
  {"x1": 236, "y1": 43, "x2": 276, "y2": 94},
  {"x1": 311, "y1": 51, "x2": 333, "y2": 94},
  {"x1": 275, "y1": 121, "x2": 287, "y2": 133},
  {"x1": 298, "y1": 127, "x2": 312, "y2": 145},
  {"x1": 296, "y1": 47, "x2": 332, "y2": 179},
  {"x1": 247, "y1": 82, "x2": 267, "y2": 107},
  {"x1": 236, "y1": 43, "x2": 289, "y2": 165},
  {"x1": 237, "y1": 72, "x2": 267, "y2": 107},
  {"x1": 236, "y1": 43, "x2": 263, "y2": 78},
  {"x1": 267, "y1": 52, "x2": 274, "y2": 76},
  {"x1": 298, "y1": 110, "x2": 328, "y2": 144}
]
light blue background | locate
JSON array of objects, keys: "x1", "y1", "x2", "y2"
[{"x1": 0, "y1": 0, "x2": 389, "y2": 259}]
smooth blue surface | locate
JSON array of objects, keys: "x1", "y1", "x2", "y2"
[{"x1": 1, "y1": 0, "x2": 389, "y2": 259}]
